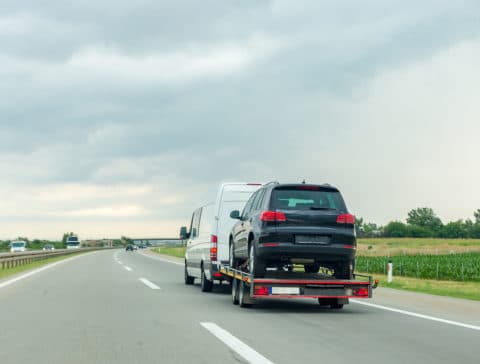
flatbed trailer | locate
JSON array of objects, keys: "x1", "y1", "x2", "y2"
[{"x1": 219, "y1": 265, "x2": 378, "y2": 309}]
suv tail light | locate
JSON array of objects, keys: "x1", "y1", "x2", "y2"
[
  {"x1": 260, "y1": 211, "x2": 287, "y2": 222},
  {"x1": 210, "y1": 235, "x2": 218, "y2": 261},
  {"x1": 337, "y1": 213, "x2": 355, "y2": 225}
]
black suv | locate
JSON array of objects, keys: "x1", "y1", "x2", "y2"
[{"x1": 229, "y1": 183, "x2": 356, "y2": 278}]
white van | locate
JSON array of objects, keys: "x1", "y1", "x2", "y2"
[
  {"x1": 182, "y1": 182, "x2": 262, "y2": 292},
  {"x1": 10, "y1": 241, "x2": 27, "y2": 253}
]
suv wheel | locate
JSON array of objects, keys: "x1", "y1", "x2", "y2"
[
  {"x1": 200, "y1": 265, "x2": 213, "y2": 292},
  {"x1": 334, "y1": 261, "x2": 353, "y2": 280},
  {"x1": 249, "y1": 244, "x2": 265, "y2": 278},
  {"x1": 229, "y1": 241, "x2": 236, "y2": 268}
]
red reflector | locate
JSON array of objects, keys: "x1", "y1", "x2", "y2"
[
  {"x1": 254, "y1": 286, "x2": 270, "y2": 296},
  {"x1": 262, "y1": 243, "x2": 279, "y2": 247},
  {"x1": 260, "y1": 211, "x2": 286, "y2": 222},
  {"x1": 343, "y1": 245, "x2": 355, "y2": 249},
  {"x1": 211, "y1": 235, "x2": 218, "y2": 243},
  {"x1": 213, "y1": 272, "x2": 222, "y2": 278},
  {"x1": 337, "y1": 214, "x2": 355, "y2": 224},
  {"x1": 353, "y1": 287, "x2": 369, "y2": 297}
]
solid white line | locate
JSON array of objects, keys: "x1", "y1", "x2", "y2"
[
  {"x1": 0, "y1": 253, "x2": 93, "y2": 290},
  {"x1": 124, "y1": 266, "x2": 132, "y2": 272},
  {"x1": 201, "y1": 322, "x2": 274, "y2": 364},
  {"x1": 351, "y1": 300, "x2": 480, "y2": 331},
  {"x1": 139, "y1": 278, "x2": 161, "y2": 290},
  {"x1": 138, "y1": 251, "x2": 183, "y2": 266}
]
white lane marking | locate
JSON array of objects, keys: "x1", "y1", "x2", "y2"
[
  {"x1": 139, "y1": 278, "x2": 161, "y2": 290},
  {"x1": 0, "y1": 253, "x2": 94, "y2": 290},
  {"x1": 124, "y1": 266, "x2": 132, "y2": 272},
  {"x1": 351, "y1": 300, "x2": 480, "y2": 331},
  {"x1": 138, "y1": 251, "x2": 183, "y2": 266},
  {"x1": 201, "y1": 322, "x2": 274, "y2": 364}
]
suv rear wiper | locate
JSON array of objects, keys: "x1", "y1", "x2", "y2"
[{"x1": 309, "y1": 207, "x2": 336, "y2": 210}]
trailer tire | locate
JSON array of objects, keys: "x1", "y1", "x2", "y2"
[
  {"x1": 231, "y1": 279, "x2": 239, "y2": 305},
  {"x1": 184, "y1": 261, "x2": 194, "y2": 285},
  {"x1": 200, "y1": 265, "x2": 213, "y2": 292},
  {"x1": 239, "y1": 281, "x2": 251, "y2": 308}
]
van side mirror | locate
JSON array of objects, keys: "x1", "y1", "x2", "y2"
[
  {"x1": 230, "y1": 210, "x2": 241, "y2": 219},
  {"x1": 179, "y1": 226, "x2": 189, "y2": 239}
]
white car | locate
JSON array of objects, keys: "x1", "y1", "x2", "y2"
[
  {"x1": 182, "y1": 182, "x2": 263, "y2": 291},
  {"x1": 10, "y1": 241, "x2": 27, "y2": 253}
]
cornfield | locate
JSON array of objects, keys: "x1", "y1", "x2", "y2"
[{"x1": 356, "y1": 253, "x2": 480, "y2": 282}]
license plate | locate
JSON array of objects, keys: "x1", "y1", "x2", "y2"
[
  {"x1": 295, "y1": 235, "x2": 330, "y2": 244},
  {"x1": 271, "y1": 287, "x2": 300, "y2": 295}
]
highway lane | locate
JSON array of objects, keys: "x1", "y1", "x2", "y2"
[{"x1": 0, "y1": 249, "x2": 479, "y2": 364}]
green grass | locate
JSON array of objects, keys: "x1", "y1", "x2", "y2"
[
  {"x1": 364, "y1": 272, "x2": 480, "y2": 301},
  {"x1": 0, "y1": 253, "x2": 83, "y2": 280},
  {"x1": 151, "y1": 246, "x2": 186, "y2": 259}
]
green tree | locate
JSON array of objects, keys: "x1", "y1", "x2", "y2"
[
  {"x1": 474, "y1": 209, "x2": 480, "y2": 224},
  {"x1": 383, "y1": 221, "x2": 408, "y2": 237},
  {"x1": 406, "y1": 208, "x2": 442, "y2": 231},
  {"x1": 440, "y1": 220, "x2": 468, "y2": 238}
]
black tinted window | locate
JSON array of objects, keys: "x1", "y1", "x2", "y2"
[
  {"x1": 241, "y1": 192, "x2": 257, "y2": 218},
  {"x1": 270, "y1": 187, "x2": 347, "y2": 211}
]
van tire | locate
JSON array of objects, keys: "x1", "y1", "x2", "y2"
[
  {"x1": 184, "y1": 261, "x2": 194, "y2": 285},
  {"x1": 200, "y1": 265, "x2": 213, "y2": 292},
  {"x1": 231, "y1": 279, "x2": 239, "y2": 305}
]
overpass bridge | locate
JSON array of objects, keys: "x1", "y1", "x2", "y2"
[{"x1": 131, "y1": 238, "x2": 184, "y2": 246}]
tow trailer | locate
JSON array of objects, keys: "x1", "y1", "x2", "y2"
[{"x1": 220, "y1": 265, "x2": 378, "y2": 309}]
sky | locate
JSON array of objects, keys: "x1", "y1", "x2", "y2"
[{"x1": 1, "y1": 1, "x2": 480, "y2": 240}]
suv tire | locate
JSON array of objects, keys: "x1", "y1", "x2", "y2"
[{"x1": 249, "y1": 244, "x2": 266, "y2": 278}]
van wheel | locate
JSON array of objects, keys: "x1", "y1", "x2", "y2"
[
  {"x1": 229, "y1": 241, "x2": 237, "y2": 268},
  {"x1": 184, "y1": 261, "x2": 194, "y2": 285},
  {"x1": 249, "y1": 244, "x2": 265, "y2": 278},
  {"x1": 231, "y1": 279, "x2": 239, "y2": 305},
  {"x1": 200, "y1": 265, "x2": 213, "y2": 292}
]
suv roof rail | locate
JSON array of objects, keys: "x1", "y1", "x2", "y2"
[{"x1": 263, "y1": 181, "x2": 280, "y2": 187}]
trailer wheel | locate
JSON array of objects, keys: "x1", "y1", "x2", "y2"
[
  {"x1": 184, "y1": 261, "x2": 194, "y2": 285},
  {"x1": 239, "y1": 281, "x2": 252, "y2": 308},
  {"x1": 200, "y1": 265, "x2": 213, "y2": 292},
  {"x1": 231, "y1": 279, "x2": 239, "y2": 305}
]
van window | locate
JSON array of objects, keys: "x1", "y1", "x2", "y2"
[{"x1": 191, "y1": 209, "x2": 202, "y2": 238}]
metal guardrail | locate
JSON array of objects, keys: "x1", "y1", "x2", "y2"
[{"x1": 0, "y1": 248, "x2": 112, "y2": 270}]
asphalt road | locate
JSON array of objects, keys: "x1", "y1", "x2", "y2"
[{"x1": 0, "y1": 249, "x2": 478, "y2": 364}]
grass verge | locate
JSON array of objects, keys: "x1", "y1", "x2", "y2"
[
  {"x1": 364, "y1": 272, "x2": 480, "y2": 301},
  {"x1": 0, "y1": 253, "x2": 84, "y2": 280},
  {"x1": 151, "y1": 246, "x2": 186, "y2": 259}
]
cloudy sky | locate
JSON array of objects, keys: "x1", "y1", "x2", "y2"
[{"x1": 1, "y1": 1, "x2": 479, "y2": 240}]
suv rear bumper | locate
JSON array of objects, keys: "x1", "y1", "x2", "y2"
[{"x1": 257, "y1": 243, "x2": 355, "y2": 263}]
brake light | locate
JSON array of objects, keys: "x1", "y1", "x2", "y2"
[
  {"x1": 353, "y1": 287, "x2": 369, "y2": 297},
  {"x1": 262, "y1": 243, "x2": 280, "y2": 247},
  {"x1": 247, "y1": 183, "x2": 263, "y2": 186},
  {"x1": 260, "y1": 211, "x2": 287, "y2": 222},
  {"x1": 210, "y1": 235, "x2": 218, "y2": 261},
  {"x1": 213, "y1": 272, "x2": 223, "y2": 278},
  {"x1": 337, "y1": 214, "x2": 355, "y2": 224},
  {"x1": 254, "y1": 286, "x2": 270, "y2": 296}
]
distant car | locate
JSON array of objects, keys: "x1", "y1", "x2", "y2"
[
  {"x1": 139, "y1": 244, "x2": 147, "y2": 249},
  {"x1": 126, "y1": 244, "x2": 134, "y2": 251},
  {"x1": 10, "y1": 241, "x2": 27, "y2": 253},
  {"x1": 133, "y1": 245, "x2": 139, "y2": 250},
  {"x1": 42, "y1": 244, "x2": 55, "y2": 251}
]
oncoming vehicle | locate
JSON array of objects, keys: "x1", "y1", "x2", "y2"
[
  {"x1": 10, "y1": 241, "x2": 27, "y2": 253},
  {"x1": 229, "y1": 182, "x2": 356, "y2": 279},
  {"x1": 66, "y1": 236, "x2": 81, "y2": 249},
  {"x1": 181, "y1": 182, "x2": 263, "y2": 292},
  {"x1": 42, "y1": 244, "x2": 55, "y2": 251},
  {"x1": 125, "y1": 244, "x2": 134, "y2": 251}
]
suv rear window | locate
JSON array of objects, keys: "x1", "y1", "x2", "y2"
[{"x1": 270, "y1": 187, "x2": 347, "y2": 211}]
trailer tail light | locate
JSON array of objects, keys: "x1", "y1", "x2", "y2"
[
  {"x1": 337, "y1": 213, "x2": 355, "y2": 225},
  {"x1": 353, "y1": 287, "x2": 369, "y2": 297},
  {"x1": 254, "y1": 286, "x2": 270, "y2": 296},
  {"x1": 260, "y1": 211, "x2": 287, "y2": 222},
  {"x1": 210, "y1": 235, "x2": 218, "y2": 261}
]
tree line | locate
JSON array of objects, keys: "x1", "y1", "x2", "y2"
[{"x1": 357, "y1": 208, "x2": 480, "y2": 239}]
